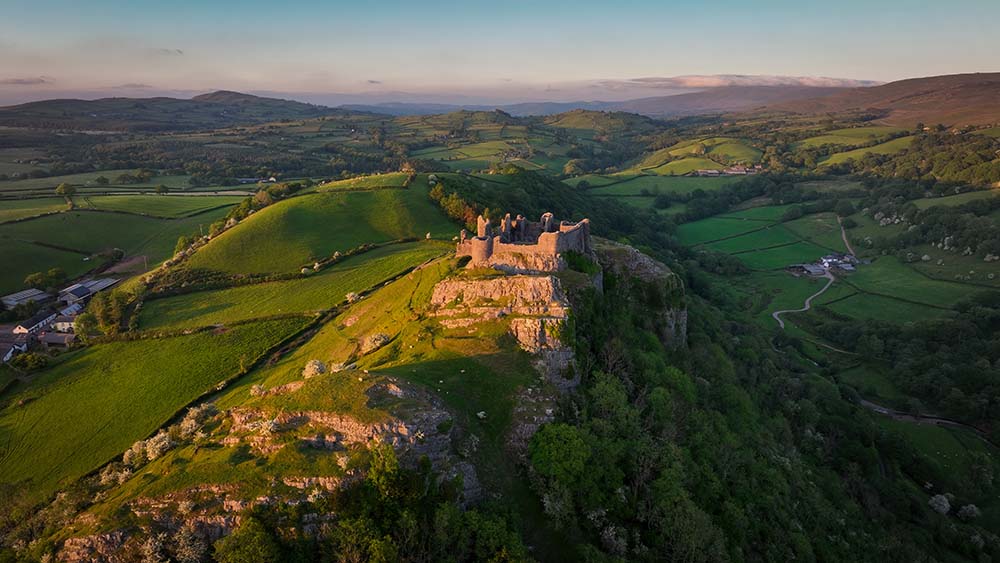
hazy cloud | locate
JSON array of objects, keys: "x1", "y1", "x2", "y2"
[
  {"x1": 366, "y1": 79, "x2": 382, "y2": 84},
  {"x1": 114, "y1": 83, "x2": 153, "y2": 89},
  {"x1": 0, "y1": 76, "x2": 51, "y2": 86},
  {"x1": 148, "y1": 48, "x2": 184, "y2": 57},
  {"x1": 598, "y1": 75, "x2": 881, "y2": 90}
]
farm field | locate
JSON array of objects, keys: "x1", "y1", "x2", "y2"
[
  {"x1": 587, "y1": 175, "x2": 739, "y2": 196},
  {"x1": 677, "y1": 217, "x2": 774, "y2": 246},
  {"x1": 182, "y1": 180, "x2": 457, "y2": 275},
  {"x1": 0, "y1": 206, "x2": 232, "y2": 259},
  {"x1": 784, "y1": 212, "x2": 849, "y2": 252},
  {"x1": 912, "y1": 190, "x2": 1000, "y2": 209},
  {"x1": 313, "y1": 172, "x2": 411, "y2": 192},
  {"x1": 795, "y1": 179, "x2": 865, "y2": 193},
  {"x1": 837, "y1": 364, "x2": 907, "y2": 404},
  {"x1": 76, "y1": 194, "x2": 244, "y2": 217},
  {"x1": 908, "y1": 244, "x2": 1000, "y2": 287},
  {"x1": 719, "y1": 204, "x2": 797, "y2": 222},
  {"x1": 795, "y1": 126, "x2": 906, "y2": 148},
  {"x1": 821, "y1": 136, "x2": 914, "y2": 165},
  {"x1": 821, "y1": 291, "x2": 952, "y2": 322},
  {"x1": 646, "y1": 157, "x2": 723, "y2": 176},
  {"x1": 0, "y1": 239, "x2": 90, "y2": 294},
  {"x1": 0, "y1": 197, "x2": 69, "y2": 223},
  {"x1": 0, "y1": 317, "x2": 307, "y2": 500},
  {"x1": 734, "y1": 241, "x2": 831, "y2": 270},
  {"x1": 703, "y1": 225, "x2": 800, "y2": 254},
  {"x1": 844, "y1": 257, "x2": 977, "y2": 308},
  {"x1": 139, "y1": 241, "x2": 448, "y2": 330}
]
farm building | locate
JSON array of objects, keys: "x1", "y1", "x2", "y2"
[
  {"x1": 58, "y1": 278, "x2": 119, "y2": 305},
  {"x1": 59, "y1": 303, "x2": 83, "y2": 316},
  {"x1": 2, "y1": 288, "x2": 52, "y2": 309},
  {"x1": 51, "y1": 315, "x2": 76, "y2": 333},
  {"x1": 38, "y1": 332, "x2": 76, "y2": 349},
  {"x1": 789, "y1": 264, "x2": 826, "y2": 276},
  {"x1": 13, "y1": 311, "x2": 57, "y2": 335}
]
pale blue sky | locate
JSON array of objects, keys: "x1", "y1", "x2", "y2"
[{"x1": 0, "y1": 0, "x2": 997, "y2": 103}]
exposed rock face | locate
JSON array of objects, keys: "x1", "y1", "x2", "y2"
[
  {"x1": 59, "y1": 530, "x2": 128, "y2": 563},
  {"x1": 595, "y1": 239, "x2": 687, "y2": 349},
  {"x1": 430, "y1": 275, "x2": 577, "y2": 388}
]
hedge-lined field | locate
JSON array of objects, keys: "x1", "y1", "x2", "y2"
[{"x1": 0, "y1": 317, "x2": 307, "y2": 500}]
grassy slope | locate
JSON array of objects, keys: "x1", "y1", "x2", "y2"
[
  {"x1": 821, "y1": 136, "x2": 915, "y2": 165},
  {"x1": 0, "y1": 318, "x2": 307, "y2": 500},
  {"x1": 0, "y1": 198, "x2": 69, "y2": 223},
  {"x1": 184, "y1": 181, "x2": 456, "y2": 275},
  {"x1": 139, "y1": 241, "x2": 448, "y2": 330},
  {"x1": 77, "y1": 195, "x2": 244, "y2": 217}
]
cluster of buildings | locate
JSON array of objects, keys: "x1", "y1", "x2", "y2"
[
  {"x1": 0, "y1": 277, "x2": 118, "y2": 364},
  {"x1": 692, "y1": 164, "x2": 764, "y2": 177},
  {"x1": 788, "y1": 253, "x2": 859, "y2": 277}
]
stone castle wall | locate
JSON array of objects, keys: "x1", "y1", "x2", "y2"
[{"x1": 456, "y1": 213, "x2": 591, "y2": 273}]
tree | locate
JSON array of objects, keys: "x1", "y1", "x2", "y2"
[
  {"x1": 23, "y1": 272, "x2": 48, "y2": 289},
  {"x1": 835, "y1": 200, "x2": 856, "y2": 217},
  {"x1": 529, "y1": 423, "x2": 590, "y2": 486},
  {"x1": 55, "y1": 183, "x2": 76, "y2": 196},
  {"x1": 155, "y1": 184, "x2": 169, "y2": 195},
  {"x1": 95, "y1": 176, "x2": 110, "y2": 186},
  {"x1": 213, "y1": 517, "x2": 282, "y2": 563},
  {"x1": 174, "y1": 236, "x2": 191, "y2": 256}
]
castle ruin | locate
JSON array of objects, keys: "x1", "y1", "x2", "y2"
[{"x1": 455, "y1": 212, "x2": 592, "y2": 273}]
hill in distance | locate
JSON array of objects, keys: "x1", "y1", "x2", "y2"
[
  {"x1": 770, "y1": 72, "x2": 1000, "y2": 126},
  {"x1": 0, "y1": 90, "x2": 351, "y2": 132},
  {"x1": 340, "y1": 85, "x2": 855, "y2": 117}
]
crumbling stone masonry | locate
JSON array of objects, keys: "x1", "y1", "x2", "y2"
[{"x1": 456, "y1": 212, "x2": 592, "y2": 273}]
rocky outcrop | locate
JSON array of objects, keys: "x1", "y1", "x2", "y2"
[
  {"x1": 430, "y1": 275, "x2": 577, "y2": 387},
  {"x1": 595, "y1": 239, "x2": 687, "y2": 349}
]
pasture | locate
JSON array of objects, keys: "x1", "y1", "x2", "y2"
[
  {"x1": 0, "y1": 317, "x2": 307, "y2": 500},
  {"x1": 796, "y1": 126, "x2": 906, "y2": 148},
  {"x1": 733, "y1": 241, "x2": 831, "y2": 270},
  {"x1": 313, "y1": 172, "x2": 411, "y2": 192},
  {"x1": 0, "y1": 206, "x2": 233, "y2": 258},
  {"x1": 77, "y1": 194, "x2": 244, "y2": 217},
  {"x1": 821, "y1": 136, "x2": 914, "y2": 165},
  {"x1": 647, "y1": 158, "x2": 724, "y2": 176},
  {"x1": 784, "y1": 212, "x2": 849, "y2": 252},
  {"x1": 676, "y1": 217, "x2": 774, "y2": 246},
  {"x1": 912, "y1": 190, "x2": 1000, "y2": 209},
  {"x1": 703, "y1": 225, "x2": 801, "y2": 254},
  {"x1": 0, "y1": 240, "x2": 90, "y2": 294},
  {"x1": 821, "y1": 291, "x2": 952, "y2": 323},
  {"x1": 844, "y1": 257, "x2": 976, "y2": 308},
  {"x1": 587, "y1": 175, "x2": 739, "y2": 196},
  {"x1": 139, "y1": 242, "x2": 448, "y2": 330},
  {"x1": 182, "y1": 181, "x2": 457, "y2": 275},
  {"x1": 0, "y1": 197, "x2": 69, "y2": 223}
]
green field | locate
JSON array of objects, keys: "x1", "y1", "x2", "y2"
[
  {"x1": 796, "y1": 126, "x2": 906, "y2": 149},
  {"x1": 822, "y1": 292, "x2": 952, "y2": 323},
  {"x1": 733, "y1": 241, "x2": 831, "y2": 270},
  {"x1": 647, "y1": 158, "x2": 724, "y2": 176},
  {"x1": 912, "y1": 190, "x2": 1000, "y2": 209},
  {"x1": 77, "y1": 194, "x2": 244, "y2": 217},
  {"x1": 313, "y1": 172, "x2": 412, "y2": 192},
  {"x1": 837, "y1": 364, "x2": 907, "y2": 404},
  {"x1": 821, "y1": 136, "x2": 914, "y2": 165},
  {"x1": 139, "y1": 242, "x2": 447, "y2": 330},
  {"x1": 0, "y1": 318, "x2": 307, "y2": 499},
  {"x1": 795, "y1": 179, "x2": 865, "y2": 193},
  {"x1": 703, "y1": 225, "x2": 800, "y2": 254},
  {"x1": 845, "y1": 257, "x2": 977, "y2": 308},
  {"x1": 0, "y1": 197, "x2": 69, "y2": 223},
  {"x1": 587, "y1": 175, "x2": 739, "y2": 196},
  {"x1": 0, "y1": 206, "x2": 232, "y2": 257},
  {"x1": 677, "y1": 217, "x2": 774, "y2": 246},
  {"x1": 0, "y1": 239, "x2": 90, "y2": 294},
  {"x1": 784, "y1": 212, "x2": 849, "y2": 252},
  {"x1": 182, "y1": 181, "x2": 457, "y2": 275},
  {"x1": 719, "y1": 204, "x2": 797, "y2": 222}
]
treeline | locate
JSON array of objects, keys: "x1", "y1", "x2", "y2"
[
  {"x1": 836, "y1": 130, "x2": 1000, "y2": 185},
  {"x1": 809, "y1": 291, "x2": 1000, "y2": 429}
]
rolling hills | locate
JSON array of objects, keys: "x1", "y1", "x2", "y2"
[{"x1": 771, "y1": 73, "x2": 1000, "y2": 126}]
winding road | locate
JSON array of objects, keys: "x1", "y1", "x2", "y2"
[{"x1": 771, "y1": 270, "x2": 835, "y2": 329}]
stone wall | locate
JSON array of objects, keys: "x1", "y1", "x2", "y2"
[{"x1": 456, "y1": 212, "x2": 591, "y2": 274}]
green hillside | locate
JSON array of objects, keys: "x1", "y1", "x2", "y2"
[{"x1": 183, "y1": 181, "x2": 456, "y2": 275}]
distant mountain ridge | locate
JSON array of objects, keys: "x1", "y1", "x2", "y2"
[
  {"x1": 340, "y1": 85, "x2": 851, "y2": 117},
  {"x1": 768, "y1": 73, "x2": 1000, "y2": 126},
  {"x1": 0, "y1": 90, "x2": 349, "y2": 131}
]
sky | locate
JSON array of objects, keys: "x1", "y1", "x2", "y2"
[{"x1": 0, "y1": 0, "x2": 998, "y2": 105}]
